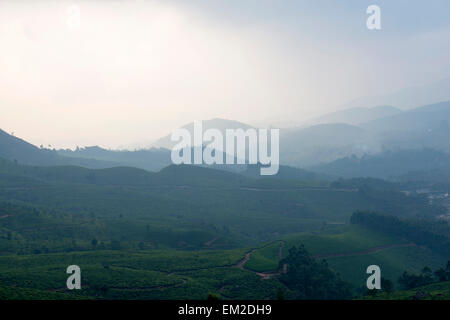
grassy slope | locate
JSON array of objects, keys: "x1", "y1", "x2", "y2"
[
  {"x1": 245, "y1": 226, "x2": 405, "y2": 272},
  {"x1": 282, "y1": 226, "x2": 406, "y2": 256},
  {"x1": 326, "y1": 246, "x2": 446, "y2": 287},
  {"x1": 244, "y1": 241, "x2": 282, "y2": 272}
]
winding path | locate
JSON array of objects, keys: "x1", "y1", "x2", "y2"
[
  {"x1": 234, "y1": 240, "x2": 287, "y2": 279},
  {"x1": 48, "y1": 241, "x2": 418, "y2": 294}
]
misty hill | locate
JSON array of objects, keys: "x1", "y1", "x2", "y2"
[
  {"x1": 153, "y1": 118, "x2": 254, "y2": 150},
  {"x1": 0, "y1": 159, "x2": 155, "y2": 187},
  {"x1": 58, "y1": 146, "x2": 172, "y2": 172},
  {"x1": 344, "y1": 78, "x2": 450, "y2": 110},
  {"x1": 363, "y1": 100, "x2": 450, "y2": 133},
  {"x1": 362, "y1": 101, "x2": 450, "y2": 153},
  {"x1": 280, "y1": 123, "x2": 381, "y2": 167},
  {"x1": 1, "y1": 128, "x2": 247, "y2": 174},
  {"x1": 302, "y1": 105, "x2": 401, "y2": 126},
  {"x1": 311, "y1": 148, "x2": 450, "y2": 180},
  {"x1": 269, "y1": 101, "x2": 450, "y2": 167},
  {"x1": 5, "y1": 100, "x2": 450, "y2": 173},
  {"x1": 279, "y1": 101, "x2": 450, "y2": 167},
  {"x1": 58, "y1": 145, "x2": 249, "y2": 174},
  {"x1": 397, "y1": 168, "x2": 450, "y2": 185},
  {"x1": 0, "y1": 158, "x2": 249, "y2": 188},
  {"x1": 0, "y1": 129, "x2": 119, "y2": 169},
  {"x1": 1, "y1": 156, "x2": 440, "y2": 225}
]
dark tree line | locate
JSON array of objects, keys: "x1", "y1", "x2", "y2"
[{"x1": 398, "y1": 261, "x2": 450, "y2": 290}]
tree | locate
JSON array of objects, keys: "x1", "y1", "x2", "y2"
[
  {"x1": 434, "y1": 260, "x2": 450, "y2": 282},
  {"x1": 421, "y1": 266, "x2": 433, "y2": 283},
  {"x1": 278, "y1": 245, "x2": 353, "y2": 299},
  {"x1": 434, "y1": 268, "x2": 448, "y2": 282},
  {"x1": 398, "y1": 270, "x2": 434, "y2": 290}
]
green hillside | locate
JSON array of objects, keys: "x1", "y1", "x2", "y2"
[
  {"x1": 242, "y1": 226, "x2": 448, "y2": 288},
  {"x1": 2, "y1": 157, "x2": 440, "y2": 255},
  {"x1": 0, "y1": 129, "x2": 119, "y2": 169},
  {"x1": 0, "y1": 248, "x2": 287, "y2": 300},
  {"x1": 0, "y1": 158, "x2": 448, "y2": 300}
]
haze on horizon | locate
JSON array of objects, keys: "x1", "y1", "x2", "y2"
[{"x1": 1, "y1": 0, "x2": 450, "y2": 149}]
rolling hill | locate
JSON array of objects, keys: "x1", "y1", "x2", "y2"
[
  {"x1": 153, "y1": 118, "x2": 254, "y2": 150},
  {"x1": 279, "y1": 123, "x2": 381, "y2": 166},
  {"x1": 0, "y1": 128, "x2": 120, "y2": 169},
  {"x1": 311, "y1": 148, "x2": 450, "y2": 180},
  {"x1": 363, "y1": 100, "x2": 450, "y2": 134},
  {"x1": 58, "y1": 146, "x2": 172, "y2": 172},
  {"x1": 301, "y1": 105, "x2": 401, "y2": 126},
  {"x1": 344, "y1": 78, "x2": 450, "y2": 110}
]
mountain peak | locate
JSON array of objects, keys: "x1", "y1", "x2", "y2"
[{"x1": 153, "y1": 118, "x2": 254, "y2": 149}]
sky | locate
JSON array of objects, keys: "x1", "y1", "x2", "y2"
[{"x1": 0, "y1": 0, "x2": 449, "y2": 149}]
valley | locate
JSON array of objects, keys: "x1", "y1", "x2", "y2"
[{"x1": 1, "y1": 101, "x2": 449, "y2": 300}]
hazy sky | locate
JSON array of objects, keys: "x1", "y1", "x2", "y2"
[{"x1": 1, "y1": 0, "x2": 450, "y2": 149}]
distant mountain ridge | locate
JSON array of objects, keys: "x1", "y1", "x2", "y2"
[
  {"x1": 362, "y1": 100, "x2": 450, "y2": 133},
  {"x1": 0, "y1": 128, "x2": 119, "y2": 169},
  {"x1": 343, "y1": 78, "x2": 450, "y2": 110},
  {"x1": 2, "y1": 100, "x2": 450, "y2": 172},
  {"x1": 301, "y1": 105, "x2": 401, "y2": 126},
  {"x1": 153, "y1": 118, "x2": 254, "y2": 150},
  {"x1": 279, "y1": 123, "x2": 381, "y2": 167},
  {"x1": 280, "y1": 101, "x2": 450, "y2": 166},
  {"x1": 0, "y1": 158, "x2": 249, "y2": 188},
  {"x1": 58, "y1": 145, "x2": 172, "y2": 172},
  {"x1": 311, "y1": 148, "x2": 450, "y2": 180},
  {"x1": 362, "y1": 101, "x2": 450, "y2": 153}
]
